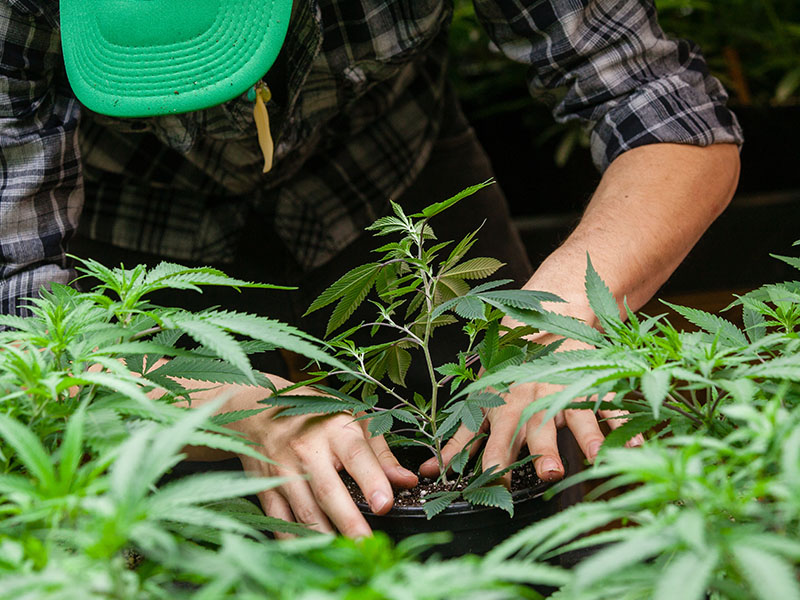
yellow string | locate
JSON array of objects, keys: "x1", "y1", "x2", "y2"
[{"x1": 253, "y1": 84, "x2": 274, "y2": 173}]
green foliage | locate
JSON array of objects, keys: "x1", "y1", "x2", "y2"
[
  {"x1": 0, "y1": 257, "x2": 564, "y2": 598},
  {"x1": 479, "y1": 243, "x2": 800, "y2": 599},
  {"x1": 294, "y1": 183, "x2": 561, "y2": 515}
]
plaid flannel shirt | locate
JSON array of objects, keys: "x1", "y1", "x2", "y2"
[{"x1": 0, "y1": 0, "x2": 743, "y2": 315}]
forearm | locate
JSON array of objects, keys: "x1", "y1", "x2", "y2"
[{"x1": 525, "y1": 143, "x2": 740, "y2": 324}]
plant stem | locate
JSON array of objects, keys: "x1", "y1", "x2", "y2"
[
  {"x1": 130, "y1": 326, "x2": 164, "y2": 341},
  {"x1": 415, "y1": 218, "x2": 447, "y2": 481}
]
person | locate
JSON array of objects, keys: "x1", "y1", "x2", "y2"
[{"x1": 0, "y1": 0, "x2": 742, "y2": 537}]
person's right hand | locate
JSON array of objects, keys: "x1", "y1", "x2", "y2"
[{"x1": 231, "y1": 379, "x2": 418, "y2": 538}]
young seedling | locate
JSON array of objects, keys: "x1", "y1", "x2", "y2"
[{"x1": 264, "y1": 182, "x2": 563, "y2": 517}]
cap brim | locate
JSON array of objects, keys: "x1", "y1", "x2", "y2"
[{"x1": 61, "y1": 0, "x2": 291, "y2": 117}]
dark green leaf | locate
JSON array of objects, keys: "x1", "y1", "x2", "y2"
[
  {"x1": 386, "y1": 346, "x2": 412, "y2": 387},
  {"x1": 412, "y1": 179, "x2": 494, "y2": 219},
  {"x1": 305, "y1": 263, "x2": 381, "y2": 315},
  {"x1": 641, "y1": 369, "x2": 670, "y2": 419},
  {"x1": 422, "y1": 491, "x2": 461, "y2": 519},
  {"x1": 584, "y1": 255, "x2": 620, "y2": 325},
  {"x1": 662, "y1": 301, "x2": 748, "y2": 347},
  {"x1": 367, "y1": 412, "x2": 394, "y2": 437},
  {"x1": 463, "y1": 485, "x2": 514, "y2": 516},
  {"x1": 443, "y1": 257, "x2": 505, "y2": 280}
]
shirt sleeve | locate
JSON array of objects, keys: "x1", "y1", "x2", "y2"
[
  {"x1": 0, "y1": 0, "x2": 83, "y2": 316},
  {"x1": 473, "y1": 0, "x2": 744, "y2": 171}
]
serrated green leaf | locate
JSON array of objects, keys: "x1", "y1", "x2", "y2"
[
  {"x1": 212, "y1": 498, "x2": 315, "y2": 536},
  {"x1": 391, "y1": 409, "x2": 419, "y2": 426},
  {"x1": 150, "y1": 473, "x2": 290, "y2": 511},
  {"x1": 185, "y1": 431, "x2": 270, "y2": 464},
  {"x1": 201, "y1": 311, "x2": 344, "y2": 371},
  {"x1": 467, "y1": 391, "x2": 505, "y2": 409},
  {"x1": 422, "y1": 491, "x2": 461, "y2": 519},
  {"x1": 501, "y1": 307, "x2": 605, "y2": 346},
  {"x1": 386, "y1": 346, "x2": 412, "y2": 387},
  {"x1": 654, "y1": 549, "x2": 717, "y2": 600},
  {"x1": 210, "y1": 409, "x2": 268, "y2": 426},
  {"x1": 449, "y1": 447, "x2": 471, "y2": 475},
  {"x1": 662, "y1": 301, "x2": 748, "y2": 347},
  {"x1": 436, "y1": 276, "x2": 471, "y2": 303},
  {"x1": 440, "y1": 230, "x2": 480, "y2": 272},
  {"x1": 149, "y1": 356, "x2": 268, "y2": 386},
  {"x1": 584, "y1": 255, "x2": 620, "y2": 325},
  {"x1": 453, "y1": 296, "x2": 486, "y2": 320},
  {"x1": 477, "y1": 289, "x2": 562, "y2": 311},
  {"x1": 742, "y1": 305, "x2": 767, "y2": 343},
  {"x1": 264, "y1": 396, "x2": 366, "y2": 417},
  {"x1": 482, "y1": 345, "x2": 526, "y2": 375},
  {"x1": 439, "y1": 401, "x2": 484, "y2": 436},
  {"x1": 601, "y1": 416, "x2": 659, "y2": 449},
  {"x1": 444, "y1": 257, "x2": 505, "y2": 280},
  {"x1": 573, "y1": 528, "x2": 673, "y2": 591},
  {"x1": 412, "y1": 179, "x2": 494, "y2": 219},
  {"x1": 771, "y1": 253, "x2": 800, "y2": 272},
  {"x1": 305, "y1": 263, "x2": 381, "y2": 315},
  {"x1": 641, "y1": 369, "x2": 670, "y2": 419},
  {"x1": 367, "y1": 412, "x2": 394, "y2": 437},
  {"x1": 58, "y1": 404, "x2": 86, "y2": 490},
  {"x1": 0, "y1": 414, "x2": 56, "y2": 490},
  {"x1": 327, "y1": 269, "x2": 381, "y2": 335},
  {"x1": 463, "y1": 485, "x2": 514, "y2": 516},
  {"x1": 171, "y1": 317, "x2": 254, "y2": 382},
  {"x1": 733, "y1": 544, "x2": 800, "y2": 600},
  {"x1": 365, "y1": 215, "x2": 408, "y2": 236},
  {"x1": 717, "y1": 379, "x2": 758, "y2": 404},
  {"x1": 68, "y1": 371, "x2": 156, "y2": 407},
  {"x1": 478, "y1": 320, "x2": 499, "y2": 370}
]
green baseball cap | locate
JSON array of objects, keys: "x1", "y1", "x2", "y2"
[{"x1": 60, "y1": 0, "x2": 292, "y2": 118}]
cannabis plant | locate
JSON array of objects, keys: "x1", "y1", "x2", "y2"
[
  {"x1": 472, "y1": 243, "x2": 800, "y2": 600},
  {"x1": 265, "y1": 182, "x2": 560, "y2": 517},
  {"x1": 465, "y1": 244, "x2": 800, "y2": 444},
  {"x1": 0, "y1": 259, "x2": 337, "y2": 593},
  {"x1": 0, "y1": 257, "x2": 568, "y2": 598}
]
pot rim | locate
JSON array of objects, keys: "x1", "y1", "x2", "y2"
[{"x1": 358, "y1": 478, "x2": 553, "y2": 518}]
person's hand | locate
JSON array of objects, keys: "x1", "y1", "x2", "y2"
[
  {"x1": 233, "y1": 381, "x2": 418, "y2": 538},
  {"x1": 419, "y1": 338, "x2": 642, "y2": 484}
]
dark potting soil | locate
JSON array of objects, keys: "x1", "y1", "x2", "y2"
[{"x1": 343, "y1": 459, "x2": 542, "y2": 509}]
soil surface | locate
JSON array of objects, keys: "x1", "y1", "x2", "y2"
[{"x1": 343, "y1": 458, "x2": 543, "y2": 509}]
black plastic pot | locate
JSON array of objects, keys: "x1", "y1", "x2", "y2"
[{"x1": 356, "y1": 478, "x2": 558, "y2": 558}]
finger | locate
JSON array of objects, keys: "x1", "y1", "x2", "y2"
[
  {"x1": 598, "y1": 409, "x2": 644, "y2": 448},
  {"x1": 525, "y1": 411, "x2": 564, "y2": 482},
  {"x1": 363, "y1": 428, "x2": 418, "y2": 489},
  {"x1": 305, "y1": 460, "x2": 372, "y2": 538},
  {"x1": 626, "y1": 433, "x2": 645, "y2": 448},
  {"x1": 564, "y1": 408, "x2": 606, "y2": 464},
  {"x1": 333, "y1": 434, "x2": 395, "y2": 515},
  {"x1": 419, "y1": 421, "x2": 487, "y2": 478},
  {"x1": 276, "y1": 476, "x2": 335, "y2": 534},
  {"x1": 598, "y1": 409, "x2": 628, "y2": 431},
  {"x1": 482, "y1": 409, "x2": 525, "y2": 488},
  {"x1": 256, "y1": 489, "x2": 296, "y2": 540}
]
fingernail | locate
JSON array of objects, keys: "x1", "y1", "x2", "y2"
[
  {"x1": 396, "y1": 466, "x2": 416, "y2": 478},
  {"x1": 539, "y1": 458, "x2": 561, "y2": 478},
  {"x1": 369, "y1": 491, "x2": 391, "y2": 513},
  {"x1": 588, "y1": 441, "x2": 603, "y2": 460}
]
